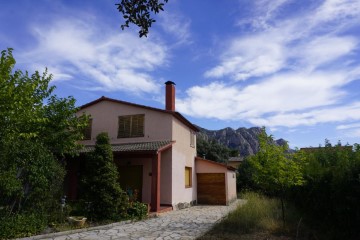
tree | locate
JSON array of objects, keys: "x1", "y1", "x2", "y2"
[
  {"x1": 247, "y1": 127, "x2": 305, "y2": 226},
  {"x1": 82, "y1": 132, "x2": 128, "y2": 220},
  {"x1": 0, "y1": 48, "x2": 88, "y2": 217},
  {"x1": 291, "y1": 141, "x2": 360, "y2": 239},
  {"x1": 197, "y1": 137, "x2": 231, "y2": 163},
  {"x1": 116, "y1": 0, "x2": 168, "y2": 37}
]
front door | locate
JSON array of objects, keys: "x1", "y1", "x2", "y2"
[{"x1": 118, "y1": 165, "x2": 143, "y2": 202}]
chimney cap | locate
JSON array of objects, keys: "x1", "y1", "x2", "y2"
[{"x1": 165, "y1": 81, "x2": 176, "y2": 85}]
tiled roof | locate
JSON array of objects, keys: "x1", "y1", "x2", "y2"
[
  {"x1": 228, "y1": 157, "x2": 244, "y2": 162},
  {"x1": 80, "y1": 140, "x2": 173, "y2": 153}
]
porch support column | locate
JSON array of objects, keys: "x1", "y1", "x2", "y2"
[{"x1": 151, "y1": 153, "x2": 161, "y2": 212}]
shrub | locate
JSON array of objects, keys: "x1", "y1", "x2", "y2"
[
  {"x1": 81, "y1": 133, "x2": 129, "y2": 221},
  {"x1": 290, "y1": 142, "x2": 360, "y2": 240},
  {"x1": 0, "y1": 213, "x2": 47, "y2": 239},
  {"x1": 127, "y1": 201, "x2": 148, "y2": 220}
]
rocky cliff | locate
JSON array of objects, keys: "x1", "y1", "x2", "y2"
[{"x1": 197, "y1": 126, "x2": 288, "y2": 157}]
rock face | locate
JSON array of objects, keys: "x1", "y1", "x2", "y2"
[{"x1": 197, "y1": 126, "x2": 288, "y2": 157}]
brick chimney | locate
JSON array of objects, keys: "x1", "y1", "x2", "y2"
[{"x1": 165, "y1": 81, "x2": 175, "y2": 111}]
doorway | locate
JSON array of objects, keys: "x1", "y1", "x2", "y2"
[{"x1": 118, "y1": 165, "x2": 143, "y2": 202}]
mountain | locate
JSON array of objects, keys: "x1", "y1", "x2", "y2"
[{"x1": 197, "y1": 126, "x2": 289, "y2": 158}]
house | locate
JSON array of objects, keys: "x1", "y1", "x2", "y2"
[
  {"x1": 227, "y1": 156, "x2": 244, "y2": 169},
  {"x1": 65, "y1": 81, "x2": 237, "y2": 212}
]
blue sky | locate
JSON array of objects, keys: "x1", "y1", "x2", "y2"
[{"x1": 1, "y1": 0, "x2": 360, "y2": 148}]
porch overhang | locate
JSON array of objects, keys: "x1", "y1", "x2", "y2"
[{"x1": 79, "y1": 140, "x2": 174, "y2": 154}]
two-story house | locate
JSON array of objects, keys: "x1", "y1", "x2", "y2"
[{"x1": 65, "y1": 81, "x2": 237, "y2": 212}]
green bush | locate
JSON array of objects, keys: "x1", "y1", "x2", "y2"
[
  {"x1": 127, "y1": 202, "x2": 148, "y2": 220},
  {"x1": 0, "y1": 213, "x2": 47, "y2": 239},
  {"x1": 67, "y1": 200, "x2": 87, "y2": 217},
  {"x1": 81, "y1": 133, "x2": 129, "y2": 221},
  {"x1": 290, "y1": 142, "x2": 360, "y2": 240}
]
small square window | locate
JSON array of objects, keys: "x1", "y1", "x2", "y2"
[{"x1": 185, "y1": 167, "x2": 192, "y2": 188}]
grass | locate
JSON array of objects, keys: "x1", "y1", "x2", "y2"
[{"x1": 198, "y1": 192, "x2": 313, "y2": 240}]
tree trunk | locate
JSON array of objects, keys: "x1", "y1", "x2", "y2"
[{"x1": 281, "y1": 197, "x2": 286, "y2": 228}]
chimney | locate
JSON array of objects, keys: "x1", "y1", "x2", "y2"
[{"x1": 165, "y1": 81, "x2": 175, "y2": 111}]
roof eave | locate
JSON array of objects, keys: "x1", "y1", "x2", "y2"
[{"x1": 78, "y1": 96, "x2": 199, "y2": 132}]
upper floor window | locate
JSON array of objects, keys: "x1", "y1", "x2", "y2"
[
  {"x1": 190, "y1": 130, "x2": 195, "y2": 148},
  {"x1": 118, "y1": 114, "x2": 145, "y2": 138},
  {"x1": 83, "y1": 118, "x2": 92, "y2": 140}
]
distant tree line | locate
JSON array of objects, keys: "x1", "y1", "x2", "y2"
[
  {"x1": 196, "y1": 136, "x2": 239, "y2": 163},
  {"x1": 238, "y1": 129, "x2": 360, "y2": 240}
]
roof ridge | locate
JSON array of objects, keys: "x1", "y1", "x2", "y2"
[{"x1": 79, "y1": 97, "x2": 199, "y2": 132}]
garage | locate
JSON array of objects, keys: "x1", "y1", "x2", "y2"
[
  {"x1": 197, "y1": 173, "x2": 226, "y2": 205},
  {"x1": 195, "y1": 157, "x2": 237, "y2": 205}
]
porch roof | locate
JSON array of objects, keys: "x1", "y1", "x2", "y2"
[{"x1": 80, "y1": 140, "x2": 174, "y2": 153}]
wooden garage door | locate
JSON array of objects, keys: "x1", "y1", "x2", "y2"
[{"x1": 197, "y1": 173, "x2": 226, "y2": 205}]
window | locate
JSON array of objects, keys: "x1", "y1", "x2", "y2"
[
  {"x1": 83, "y1": 118, "x2": 92, "y2": 140},
  {"x1": 190, "y1": 131, "x2": 195, "y2": 148},
  {"x1": 118, "y1": 114, "x2": 145, "y2": 138},
  {"x1": 185, "y1": 167, "x2": 192, "y2": 188}
]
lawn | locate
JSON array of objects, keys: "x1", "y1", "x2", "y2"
[{"x1": 197, "y1": 192, "x2": 314, "y2": 240}]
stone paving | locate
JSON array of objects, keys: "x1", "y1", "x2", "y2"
[{"x1": 29, "y1": 200, "x2": 245, "y2": 240}]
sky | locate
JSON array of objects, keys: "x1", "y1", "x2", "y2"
[{"x1": 1, "y1": 0, "x2": 360, "y2": 148}]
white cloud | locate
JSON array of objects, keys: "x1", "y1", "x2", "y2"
[
  {"x1": 249, "y1": 102, "x2": 360, "y2": 127},
  {"x1": 313, "y1": 0, "x2": 360, "y2": 25},
  {"x1": 178, "y1": 66, "x2": 360, "y2": 127},
  {"x1": 20, "y1": 19, "x2": 168, "y2": 94},
  {"x1": 204, "y1": 34, "x2": 285, "y2": 80},
  {"x1": 158, "y1": 11, "x2": 191, "y2": 46},
  {"x1": 252, "y1": 0, "x2": 292, "y2": 30},
  {"x1": 206, "y1": 0, "x2": 360, "y2": 81},
  {"x1": 294, "y1": 36, "x2": 358, "y2": 70},
  {"x1": 179, "y1": 0, "x2": 360, "y2": 130},
  {"x1": 336, "y1": 122, "x2": 360, "y2": 130}
]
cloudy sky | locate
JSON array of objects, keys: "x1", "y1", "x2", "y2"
[{"x1": 1, "y1": 0, "x2": 360, "y2": 148}]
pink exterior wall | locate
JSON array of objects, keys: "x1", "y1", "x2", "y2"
[
  {"x1": 77, "y1": 100, "x2": 175, "y2": 206},
  {"x1": 77, "y1": 99, "x2": 201, "y2": 208},
  {"x1": 171, "y1": 117, "x2": 197, "y2": 206},
  {"x1": 196, "y1": 160, "x2": 228, "y2": 174},
  {"x1": 77, "y1": 100, "x2": 173, "y2": 145},
  {"x1": 226, "y1": 170, "x2": 237, "y2": 203},
  {"x1": 196, "y1": 159, "x2": 237, "y2": 204},
  {"x1": 227, "y1": 161, "x2": 241, "y2": 169}
]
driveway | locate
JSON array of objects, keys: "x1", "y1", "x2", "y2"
[{"x1": 26, "y1": 200, "x2": 244, "y2": 240}]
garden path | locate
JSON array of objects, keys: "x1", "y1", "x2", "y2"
[{"x1": 23, "y1": 200, "x2": 244, "y2": 240}]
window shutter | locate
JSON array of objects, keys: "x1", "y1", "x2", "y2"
[
  {"x1": 118, "y1": 116, "x2": 131, "y2": 138},
  {"x1": 132, "y1": 114, "x2": 144, "y2": 137},
  {"x1": 118, "y1": 114, "x2": 144, "y2": 138}
]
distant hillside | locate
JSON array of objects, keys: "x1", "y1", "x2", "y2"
[{"x1": 197, "y1": 126, "x2": 288, "y2": 158}]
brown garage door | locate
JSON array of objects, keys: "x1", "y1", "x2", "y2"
[{"x1": 197, "y1": 173, "x2": 226, "y2": 205}]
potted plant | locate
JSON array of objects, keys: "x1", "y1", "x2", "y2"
[{"x1": 67, "y1": 216, "x2": 87, "y2": 227}]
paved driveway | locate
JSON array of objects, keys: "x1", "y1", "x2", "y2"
[{"x1": 29, "y1": 200, "x2": 244, "y2": 240}]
